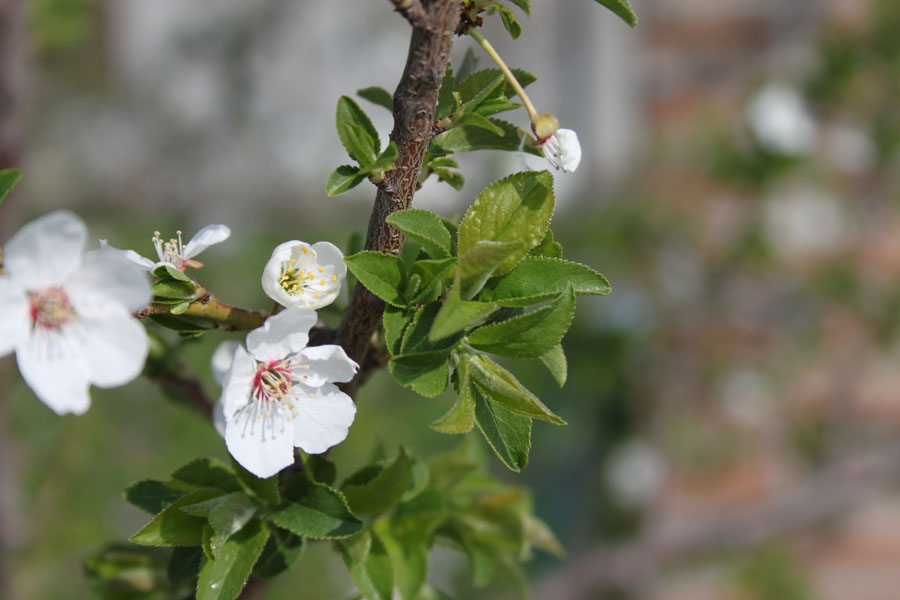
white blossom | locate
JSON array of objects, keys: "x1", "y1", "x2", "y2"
[
  {"x1": 540, "y1": 128, "x2": 582, "y2": 173},
  {"x1": 0, "y1": 210, "x2": 150, "y2": 415},
  {"x1": 220, "y1": 308, "x2": 358, "y2": 478},
  {"x1": 746, "y1": 83, "x2": 816, "y2": 156},
  {"x1": 101, "y1": 224, "x2": 231, "y2": 271},
  {"x1": 261, "y1": 241, "x2": 346, "y2": 310}
]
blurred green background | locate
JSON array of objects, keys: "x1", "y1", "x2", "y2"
[{"x1": 4, "y1": 0, "x2": 900, "y2": 599}]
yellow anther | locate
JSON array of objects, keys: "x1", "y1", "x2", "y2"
[
  {"x1": 304, "y1": 365, "x2": 310, "y2": 370},
  {"x1": 308, "y1": 393, "x2": 314, "y2": 398},
  {"x1": 299, "y1": 269, "x2": 305, "y2": 275},
  {"x1": 299, "y1": 289, "x2": 305, "y2": 294},
  {"x1": 289, "y1": 258, "x2": 296, "y2": 263},
  {"x1": 317, "y1": 267, "x2": 324, "y2": 273},
  {"x1": 332, "y1": 275, "x2": 338, "y2": 282},
  {"x1": 291, "y1": 284, "x2": 298, "y2": 291},
  {"x1": 320, "y1": 279, "x2": 325, "y2": 285},
  {"x1": 315, "y1": 292, "x2": 322, "y2": 297},
  {"x1": 302, "y1": 247, "x2": 308, "y2": 254}
]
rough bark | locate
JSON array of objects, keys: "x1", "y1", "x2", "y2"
[{"x1": 337, "y1": 0, "x2": 462, "y2": 395}]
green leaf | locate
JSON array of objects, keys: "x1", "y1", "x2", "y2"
[
  {"x1": 434, "y1": 64, "x2": 458, "y2": 120},
  {"x1": 495, "y1": 4, "x2": 522, "y2": 39},
  {"x1": 456, "y1": 48, "x2": 479, "y2": 82},
  {"x1": 373, "y1": 517, "x2": 428, "y2": 600},
  {"x1": 481, "y1": 257, "x2": 610, "y2": 307},
  {"x1": 302, "y1": 453, "x2": 337, "y2": 486},
  {"x1": 343, "y1": 448, "x2": 414, "y2": 515},
  {"x1": 429, "y1": 275, "x2": 498, "y2": 342},
  {"x1": 168, "y1": 546, "x2": 204, "y2": 583},
  {"x1": 124, "y1": 480, "x2": 193, "y2": 515},
  {"x1": 339, "y1": 529, "x2": 393, "y2": 600},
  {"x1": 434, "y1": 168, "x2": 465, "y2": 190},
  {"x1": 345, "y1": 251, "x2": 407, "y2": 307},
  {"x1": 180, "y1": 492, "x2": 260, "y2": 557},
  {"x1": 196, "y1": 518, "x2": 270, "y2": 600},
  {"x1": 402, "y1": 457, "x2": 431, "y2": 502},
  {"x1": 230, "y1": 457, "x2": 280, "y2": 506},
  {"x1": 172, "y1": 458, "x2": 242, "y2": 493},
  {"x1": 458, "y1": 74, "x2": 506, "y2": 113},
  {"x1": 468, "y1": 284, "x2": 576, "y2": 358},
  {"x1": 468, "y1": 354, "x2": 566, "y2": 425},
  {"x1": 358, "y1": 86, "x2": 394, "y2": 112},
  {"x1": 458, "y1": 240, "x2": 522, "y2": 300},
  {"x1": 152, "y1": 278, "x2": 201, "y2": 303},
  {"x1": 400, "y1": 302, "x2": 464, "y2": 354},
  {"x1": 336, "y1": 95, "x2": 380, "y2": 164},
  {"x1": 154, "y1": 263, "x2": 193, "y2": 282},
  {"x1": 506, "y1": 0, "x2": 531, "y2": 16},
  {"x1": 130, "y1": 489, "x2": 226, "y2": 546},
  {"x1": 538, "y1": 344, "x2": 568, "y2": 387},
  {"x1": 84, "y1": 544, "x2": 173, "y2": 595},
  {"x1": 471, "y1": 98, "x2": 522, "y2": 117},
  {"x1": 326, "y1": 165, "x2": 366, "y2": 196},
  {"x1": 523, "y1": 513, "x2": 565, "y2": 557},
  {"x1": 430, "y1": 357, "x2": 476, "y2": 434},
  {"x1": 458, "y1": 171, "x2": 555, "y2": 276},
  {"x1": 592, "y1": 0, "x2": 637, "y2": 27},
  {"x1": 473, "y1": 386, "x2": 532, "y2": 471},
  {"x1": 361, "y1": 142, "x2": 399, "y2": 179},
  {"x1": 383, "y1": 305, "x2": 416, "y2": 356},
  {"x1": 0, "y1": 168, "x2": 22, "y2": 207},
  {"x1": 528, "y1": 229, "x2": 563, "y2": 258},
  {"x1": 251, "y1": 526, "x2": 304, "y2": 579},
  {"x1": 389, "y1": 352, "x2": 450, "y2": 398},
  {"x1": 452, "y1": 111, "x2": 505, "y2": 135},
  {"x1": 407, "y1": 258, "x2": 456, "y2": 304},
  {"x1": 431, "y1": 118, "x2": 541, "y2": 155},
  {"x1": 386, "y1": 209, "x2": 453, "y2": 259},
  {"x1": 270, "y1": 477, "x2": 363, "y2": 540}
]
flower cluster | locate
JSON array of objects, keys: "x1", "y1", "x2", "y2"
[{"x1": 2, "y1": 211, "x2": 354, "y2": 478}]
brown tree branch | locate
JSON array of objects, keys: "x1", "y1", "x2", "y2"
[
  {"x1": 337, "y1": 0, "x2": 461, "y2": 397},
  {"x1": 531, "y1": 441, "x2": 900, "y2": 600},
  {"x1": 390, "y1": 0, "x2": 430, "y2": 29}
]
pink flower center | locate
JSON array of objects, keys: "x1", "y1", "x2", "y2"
[
  {"x1": 28, "y1": 287, "x2": 76, "y2": 331},
  {"x1": 251, "y1": 359, "x2": 294, "y2": 404}
]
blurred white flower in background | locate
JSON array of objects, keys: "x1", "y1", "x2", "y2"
[
  {"x1": 0, "y1": 211, "x2": 150, "y2": 415},
  {"x1": 746, "y1": 83, "x2": 816, "y2": 156},
  {"x1": 604, "y1": 439, "x2": 668, "y2": 508},
  {"x1": 763, "y1": 185, "x2": 846, "y2": 262}
]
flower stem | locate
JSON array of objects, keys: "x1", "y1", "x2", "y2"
[
  {"x1": 468, "y1": 28, "x2": 539, "y2": 122},
  {"x1": 142, "y1": 294, "x2": 268, "y2": 331}
]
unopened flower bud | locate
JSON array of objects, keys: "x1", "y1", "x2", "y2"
[{"x1": 532, "y1": 113, "x2": 560, "y2": 142}]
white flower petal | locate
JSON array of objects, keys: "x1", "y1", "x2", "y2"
[
  {"x1": 211, "y1": 340, "x2": 241, "y2": 386},
  {"x1": 298, "y1": 344, "x2": 358, "y2": 386},
  {"x1": 81, "y1": 308, "x2": 149, "y2": 388},
  {"x1": 222, "y1": 345, "x2": 256, "y2": 418},
  {"x1": 3, "y1": 210, "x2": 86, "y2": 288},
  {"x1": 212, "y1": 400, "x2": 226, "y2": 438},
  {"x1": 542, "y1": 128, "x2": 582, "y2": 173},
  {"x1": 225, "y1": 412, "x2": 295, "y2": 479},
  {"x1": 0, "y1": 278, "x2": 29, "y2": 356},
  {"x1": 291, "y1": 383, "x2": 356, "y2": 454},
  {"x1": 246, "y1": 308, "x2": 316, "y2": 362},
  {"x1": 66, "y1": 250, "x2": 151, "y2": 313},
  {"x1": 311, "y1": 241, "x2": 347, "y2": 278},
  {"x1": 261, "y1": 242, "x2": 298, "y2": 308},
  {"x1": 16, "y1": 328, "x2": 91, "y2": 415},
  {"x1": 183, "y1": 224, "x2": 231, "y2": 260},
  {"x1": 99, "y1": 239, "x2": 156, "y2": 270}
]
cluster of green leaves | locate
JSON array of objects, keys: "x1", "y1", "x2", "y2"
[
  {"x1": 147, "y1": 265, "x2": 215, "y2": 337},
  {"x1": 326, "y1": 96, "x2": 399, "y2": 196},
  {"x1": 90, "y1": 443, "x2": 559, "y2": 599},
  {"x1": 460, "y1": 0, "x2": 636, "y2": 39},
  {"x1": 344, "y1": 170, "x2": 610, "y2": 471}
]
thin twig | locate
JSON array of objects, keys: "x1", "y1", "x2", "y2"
[{"x1": 137, "y1": 293, "x2": 268, "y2": 331}]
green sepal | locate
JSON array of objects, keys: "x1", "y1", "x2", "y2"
[
  {"x1": 270, "y1": 476, "x2": 363, "y2": 540},
  {"x1": 130, "y1": 488, "x2": 226, "y2": 546},
  {"x1": 195, "y1": 518, "x2": 270, "y2": 600},
  {"x1": 480, "y1": 257, "x2": 610, "y2": 307},
  {"x1": 386, "y1": 209, "x2": 453, "y2": 259},
  {"x1": 468, "y1": 284, "x2": 576, "y2": 358},
  {"x1": 538, "y1": 343, "x2": 568, "y2": 387},
  {"x1": 344, "y1": 251, "x2": 407, "y2": 307},
  {"x1": 468, "y1": 354, "x2": 566, "y2": 425},
  {"x1": 342, "y1": 447, "x2": 414, "y2": 515},
  {"x1": 336, "y1": 95, "x2": 380, "y2": 164},
  {"x1": 326, "y1": 165, "x2": 366, "y2": 196},
  {"x1": 429, "y1": 274, "x2": 498, "y2": 341},
  {"x1": 251, "y1": 526, "x2": 305, "y2": 579},
  {"x1": 338, "y1": 529, "x2": 394, "y2": 600},
  {"x1": 473, "y1": 385, "x2": 532, "y2": 472},
  {"x1": 357, "y1": 86, "x2": 394, "y2": 112},
  {"x1": 592, "y1": 0, "x2": 637, "y2": 27},
  {"x1": 0, "y1": 168, "x2": 22, "y2": 207}
]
